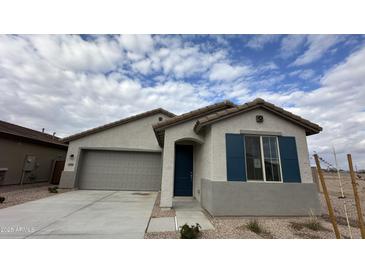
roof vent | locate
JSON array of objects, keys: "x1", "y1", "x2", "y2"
[{"x1": 256, "y1": 115, "x2": 264, "y2": 123}]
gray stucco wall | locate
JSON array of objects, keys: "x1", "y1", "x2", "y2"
[
  {"x1": 0, "y1": 137, "x2": 66, "y2": 185},
  {"x1": 160, "y1": 107, "x2": 317, "y2": 208},
  {"x1": 59, "y1": 113, "x2": 170, "y2": 188},
  {"x1": 58, "y1": 170, "x2": 76, "y2": 188},
  {"x1": 201, "y1": 179, "x2": 321, "y2": 216}
]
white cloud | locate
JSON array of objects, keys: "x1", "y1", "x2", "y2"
[
  {"x1": 238, "y1": 46, "x2": 365, "y2": 168},
  {"x1": 118, "y1": 34, "x2": 154, "y2": 54},
  {"x1": 0, "y1": 34, "x2": 364, "y2": 170},
  {"x1": 0, "y1": 35, "x2": 208, "y2": 137},
  {"x1": 27, "y1": 35, "x2": 123, "y2": 73},
  {"x1": 132, "y1": 59, "x2": 153, "y2": 74},
  {"x1": 292, "y1": 35, "x2": 344, "y2": 66},
  {"x1": 246, "y1": 35, "x2": 281, "y2": 50},
  {"x1": 130, "y1": 43, "x2": 227, "y2": 78},
  {"x1": 289, "y1": 69, "x2": 316, "y2": 80},
  {"x1": 208, "y1": 62, "x2": 251, "y2": 81},
  {"x1": 280, "y1": 35, "x2": 306, "y2": 58}
]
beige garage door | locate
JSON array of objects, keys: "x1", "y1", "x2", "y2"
[{"x1": 78, "y1": 150, "x2": 162, "y2": 191}]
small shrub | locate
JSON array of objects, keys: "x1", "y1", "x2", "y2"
[
  {"x1": 246, "y1": 219, "x2": 262, "y2": 234},
  {"x1": 304, "y1": 210, "x2": 323, "y2": 231},
  {"x1": 245, "y1": 219, "x2": 273, "y2": 238},
  {"x1": 48, "y1": 186, "x2": 58, "y2": 193},
  {"x1": 0, "y1": 196, "x2": 5, "y2": 203},
  {"x1": 180, "y1": 223, "x2": 201, "y2": 239},
  {"x1": 290, "y1": 211, "x2": 329, "y2": 232},
  {"x1": 290, "y1": 222, "x2": 304, "y2": 231},
  {"x1": 304, "y1": 220, "x2": 321, "y2": 231}
]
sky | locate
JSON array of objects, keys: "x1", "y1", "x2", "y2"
[{"x1": 0, "y1": 34, "x2": 364, "y2": 169}]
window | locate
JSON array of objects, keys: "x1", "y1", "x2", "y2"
[{"x1": 245, "y1": 135, "x2": 282, "y2": 182}]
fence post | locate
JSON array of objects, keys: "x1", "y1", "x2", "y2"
[
  {"x1": 347, "y1": 154, "x2": 365, "y2": 239},
  {"x1": 314, "y1": 154, "x2": 341, "y2": 239}
]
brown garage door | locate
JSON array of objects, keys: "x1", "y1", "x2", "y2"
[{"x1": 77, "y1": 150, "x2": 162, "y2": 191}]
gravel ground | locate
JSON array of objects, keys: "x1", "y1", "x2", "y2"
[
  {"x1": 145, "y1": 171, "x2": 365, "y2": 239},
  {"x1": 0, "y1": 183, "x2": 73, "y2": 209},
  {"x1": 150, "y1": 192, "x2": 176, "y2": 218}
]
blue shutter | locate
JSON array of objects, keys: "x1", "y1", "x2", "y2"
[
  {"x1": 226, "y1": 134, "x2": 246, "y2": 181},
  {"x1": 278, "y1": 136, "x2": 301, "y2": 183}
]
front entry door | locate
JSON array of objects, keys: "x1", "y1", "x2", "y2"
[{"x1": 174, "y1": 145, "x2": 193, "y2": 196}]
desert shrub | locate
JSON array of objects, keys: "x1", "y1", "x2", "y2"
[
  {"x1": 246, "y1": 219, "x2": 262, "y2": 234},
  {"x1": 290, "y1": 222, "x2": 304, "y2": 231},
  {"x1": 290, "y1": 211, "x2": 328, "y2": 232},
  {"x1": 180, "y1": 223, "x2": 201, "y2": 239},
  {"x1": 245, "y1": 219, "x2": 273, "y2": 238},
  {"x1": 48, "y1": 186, "x2": 58, "y2": 193},
  {"x1": 303, "y1": 220, "x2": 321, "y2": 231},
  {"x1": 0, "y1": 196, "x2": 5, "y2": 203},
  {"x1": 304, "y1": 211, "x2": 324, "y2": 231}
]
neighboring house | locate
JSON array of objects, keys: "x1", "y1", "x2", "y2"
[
  {"x1": 59, "y1": 98, "x2": 322, "y2": 216},
  {"x1": 0, "y1": 120, "x2": 68, "y2": 185}
]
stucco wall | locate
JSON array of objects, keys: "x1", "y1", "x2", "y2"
[
  {"x1": 160, "y1": 107, "x2": 316, "y2": 208},
  {"x1": 59, "y1": 113, "x2": 170, "y2": 188},
  {"x1": 201, "y1": 179, "x2": 321, "y2": 216},
  {"x1": 0, "y1": 137, "x2": 66, "y2": 185},
  {"x1": 210, "y1": 108, "x2": 313, "y2": 184},
  {"x1": 193, "y1": 127, "x2": 212, "y2": 201},
  {"x1": 160, "y1": 119, "x2": 205, "y2": 207}
]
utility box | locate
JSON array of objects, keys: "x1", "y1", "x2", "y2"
[
  {"x1": 0, "y1": 168, "x2": 8, "y2": 183},
  {"x1": 23, "y1": 155, "x2": 36, "y2": 171}
]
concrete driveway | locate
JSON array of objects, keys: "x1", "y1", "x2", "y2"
[{"x1": 0, "y1": 190, "x2": 157, "y2": 239}]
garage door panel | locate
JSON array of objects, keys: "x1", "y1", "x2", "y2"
[{"x1": 78, "y1": 150, "x2": 162, "y2": 191}]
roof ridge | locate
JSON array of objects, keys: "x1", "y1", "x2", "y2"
[
  {"x1": 0, "y1": 119, "x2": 59, "y2": 139},
  {"x1": 0, "y1": 120, "x2": 66, "y2": 146},
  {"x1": 153, "y1": 100, "x2": 236, "y2": 130},
  {"x1": 63, "y1": 107, "x2": 175, "y2": 142},
  {"x1": 194, "y1": 98, "x2": 322, "y2": 135}
]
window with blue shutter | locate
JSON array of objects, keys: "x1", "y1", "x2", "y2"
[
  {"x1": 226, "y1": 134, "x2": 246, "y2": 181},
  {"x1": 278, "y1": 136, "x2": 301, "y2": 183}
]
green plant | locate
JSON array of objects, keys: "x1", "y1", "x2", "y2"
[
  {"x1": 48, "y1": 186, "x2": 58, "y2": 193},
  {"x1": 290, "y1": 222, "x2": 304, "y2": 231},
  {"x1": 304, "y1": 210, "x2": 323, "y2": 231},
  {"x1": 180, "y1": 223, "x2": 201, "y2": 239},
  {"x1": 245, "y1": 219, "x2": 273, "y2": 238},
  {"x1": 246, "y1": 219, "x2": 262, "y2": 234},
  {"x1": 290, "y1": 211, "x2": 329, "y2": 232},
  {"x1": 0, "y1": 196, "x2": 5, "y2": 203}
]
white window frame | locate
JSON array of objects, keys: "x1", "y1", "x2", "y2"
[{"x1": 244, "y1": 135, "x2": 283, "y2": 183}]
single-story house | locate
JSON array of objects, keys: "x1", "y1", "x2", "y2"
[
  {"x1": 59, "y1": 98, "x2": 323, "y2": 216},
  {"x1": 0, "y1": 120, "x2": 68, "y2": 185}
]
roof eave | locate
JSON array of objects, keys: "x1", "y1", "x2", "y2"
[
  {"x1": 63, "y1": 108, "x2": 175, "y2": 142},
  {"x1": 194, "y1": 101, "x2": 322, "y2": 136},
  {"x1": 153, "y1": 101, "x2": 236, "y2": 132}
]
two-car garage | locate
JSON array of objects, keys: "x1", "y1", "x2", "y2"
[
  {"x1": 77, "y1": 150, "x2": 162, "y2": 191},
  {"x1": 59, "y1": 109, "x2": 176, "y2": 190}
]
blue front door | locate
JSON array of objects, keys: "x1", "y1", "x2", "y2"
[{"x1": 174, "y1": 145, "x2": 193, "y2": 196}]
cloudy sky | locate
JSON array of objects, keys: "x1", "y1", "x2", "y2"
[{"x1": 0, "y1": 34, "x2": 364, "y2": 169}]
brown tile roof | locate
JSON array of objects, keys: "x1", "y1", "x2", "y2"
[
  {"x1": 194, "y1": 98, "x2": 322, "y2": 135},
  {"x1": 153, "y1": 100, "x2": 236, "y2": 146},
  {"x1": 153, "y1": 100, "x2": 236, "y2": 131},
  {"x1": 63, "y1": 108, "x2": 176, "y2": 142},
  {"x1": 0, "y1": 120, "x2": 68, "y2": 148}
]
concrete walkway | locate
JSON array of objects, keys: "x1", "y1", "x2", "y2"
[
  {"x1": 0, "y1": 190, "x2": 157, "y2": 239},
  {"x1": 174, "y1": 198, "x2": 214, "y2": 230},
  {"x1": 146, "y1": 198, "x2": 214, "y2": 233}
]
